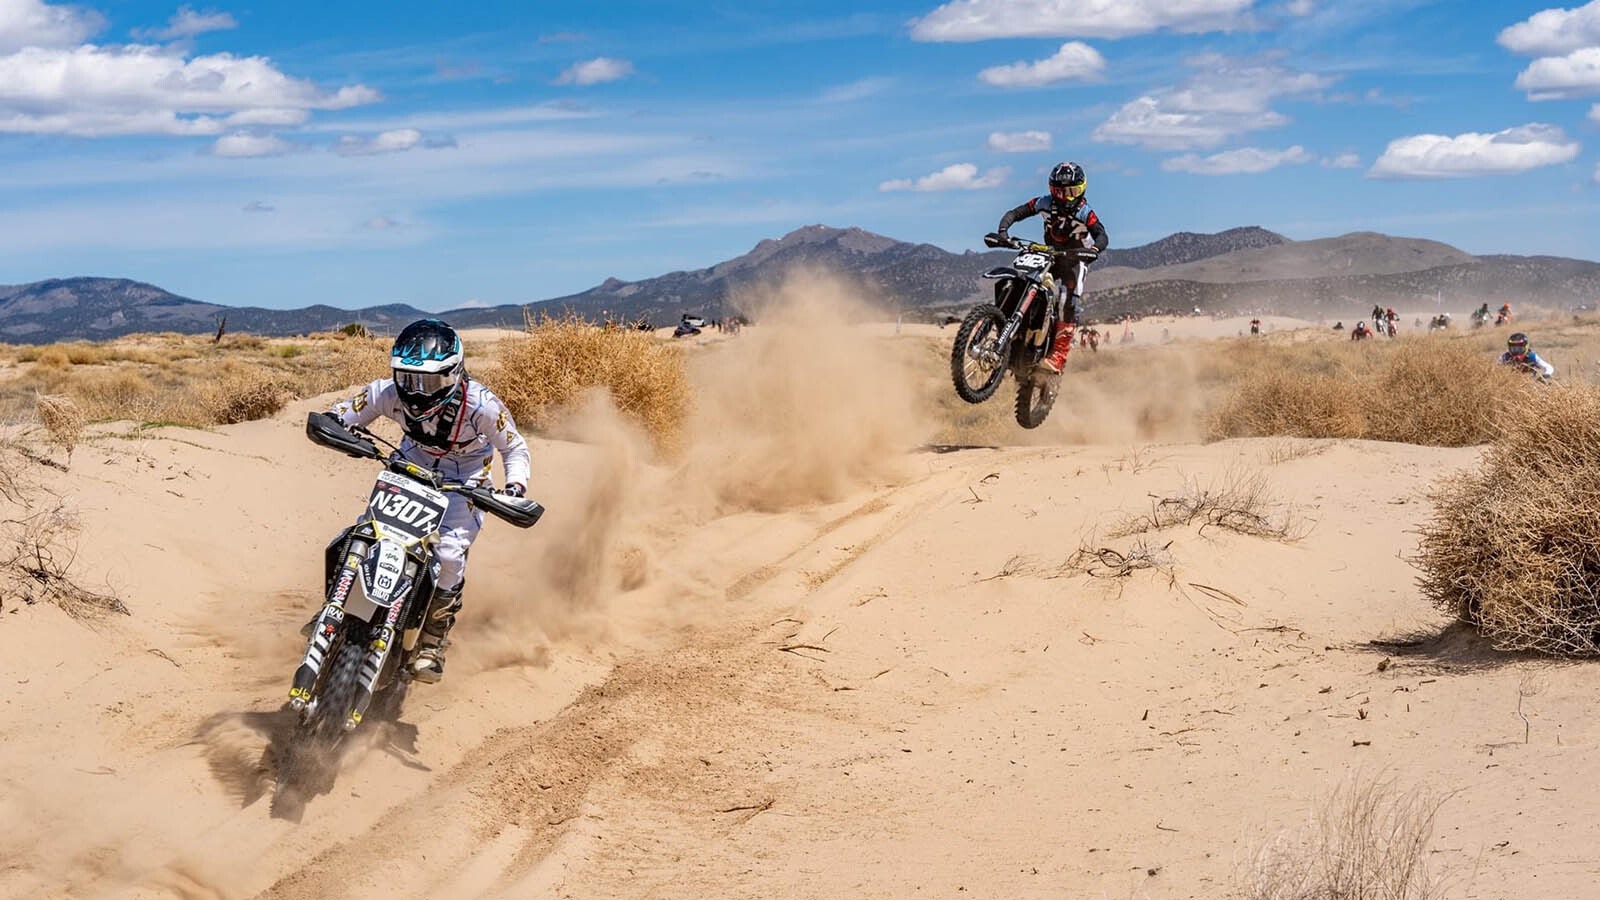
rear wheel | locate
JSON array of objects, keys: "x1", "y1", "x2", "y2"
[
  {"x1": 1015, "y1": 374, "x2": 1059, "y2": 429},
  {"x1": 951, "y1": 304, "x2": 1008, "y2": 403}
]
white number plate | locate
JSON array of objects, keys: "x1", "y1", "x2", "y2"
[
  {"x1": 366, "y1": 470, "x2": 449, "y2": 542},
  {"x1": 1015, "y1": 252, "x2": 1051, "y2": 270}
]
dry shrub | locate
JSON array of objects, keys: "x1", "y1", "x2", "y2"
[
  {"x1": 1416, "y1": 384, "x2": 1600, "y2": 655},
  {"x1": 0, "y1": 445, "x2": 126, "y2": 618},
  {"x1": 1064, "y1": 539, "x2": 1175, "y2": 579},
  {"x1": 1240, "y1": 774, "x2": 1451, "y2": 900},
  {"x1": 1367, "y1": 341, "x2": 1518, "y2": 445},
  {"x1": 30, "y1": 347, "x2": 70, "y2": 369},
  {"x1": 1208, "y1": 368, "x2": 1365, "y2": 440},
  {"x1": 493, "y1": 313, "x2": 689, "y2": 454},
  {"x1": 34, "y1": 394, "x2": 84, "y2": 459},
  {"x1": 1207, "y1": 336, "x2": 1532, "y2": 446},
  {"x1": 1111, "y1": 467, "x2": 1304, "y2": 541},
  {"x1": 66, "y1": 368, "x2": 161, "y2": 422},
  {"x1": 200, "y1": 364, "x2": 291, "y2": 425}
]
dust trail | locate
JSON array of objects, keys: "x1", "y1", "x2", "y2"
[
  {"x1": 462, "y1": 271, "x2": 935, "y2": 656},
  {"x1": 684, "y1": 270, "x2": 923, "y2": 513},
  {"x1": 457, "y1": 389, "x2": 652, "y2": 668}
]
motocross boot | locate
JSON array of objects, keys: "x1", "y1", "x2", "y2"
[
  {"x1": 412, "y1": 584, "x2": 463, "y2": 684},
  {"x1": 1039, "y1": 321, "x2": 1075, "y2": 375}
]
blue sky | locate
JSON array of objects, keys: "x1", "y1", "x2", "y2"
[{"x1": 0, "y1": 0, "x2": 1596, "y2": 311}]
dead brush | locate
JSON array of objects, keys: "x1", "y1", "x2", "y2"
[
  {"x1": 34, "y1": 394, "x2": 84, "y2": 461},
  {"x1": 491, "y1": 311, "x2": 689, "y2": 455},
  {"x1": 1416, "y1": 384, "x2": 1600, "y2": 656},
  {"x1": 0, "y1": 445, "x2": 126, "y2": 618},
  {"x1": 1, "y1": 331, "x2": 389, "y2": 428},
  {"x1": 1064, "y1": 539, "x2": 1175, "y2": 579},
  {"x1": 201, "y1": 364, "x2": 292, "y2": 425},
  {"x1": 1111, "y1": 467, "x2": 1305, "y2": 541},
  {"x1": 1239, "y1": 773, "x2": 1453, "y2": 900},
  {"x1": 1207, "y1": 334, "x2": 1535, "y2": 446}
]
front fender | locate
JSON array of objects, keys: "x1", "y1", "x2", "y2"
[{"x1": 981, "y1": 266, "x2": 1020, "y2": 280}]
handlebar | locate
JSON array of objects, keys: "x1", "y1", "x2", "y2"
[
  {"x1": 984, "y1": 232, "x2": 1098, "y2": 262},
  {"x1": 305, "y1": 412, "x2": 544, "y2": 528}
]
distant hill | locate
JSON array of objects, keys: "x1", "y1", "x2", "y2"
[
  {"x1": 3, "y1": 226, "x2": 1597, "y2": 342},
  {"x1": 0, "y1": 277, "x2": 431, "y2": 342}
]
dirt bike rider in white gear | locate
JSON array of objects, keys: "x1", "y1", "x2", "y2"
[
  {"x1": 320, "y1": 318, "x2": 530, "y2": 683},
  {"x1": 1498, "y1": 331, "x2": 1555, "y2": 380}
]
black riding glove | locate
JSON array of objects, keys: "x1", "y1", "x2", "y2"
[{"x1": 503, "y1": 483, "x2": 526, "y2": 498}]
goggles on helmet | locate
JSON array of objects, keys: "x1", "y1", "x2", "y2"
[
  {"x1": 1051, "y1": 182, "x2": 1085, "y2": 202},
  {"x1": 395, "y1": 370, "x2": 457, "y2": 396}
]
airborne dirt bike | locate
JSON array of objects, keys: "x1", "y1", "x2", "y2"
[
  {"x1": 950, "y1": 233, "x2": 1099, "y2": 428},
  {"x1": 274, "y1": 411, "x2": 543, "y2": 810}
]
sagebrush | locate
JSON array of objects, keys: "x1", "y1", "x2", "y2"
[
  {"x1": 490, "y1": 313, "x2": 689, "y2": 454},
  {"x1": 1416, "y1": 384, "x2": 1600, "y2": 656},
  {"x1": 1239, "y1": 774, "x2": 1451, "y2": 900}
]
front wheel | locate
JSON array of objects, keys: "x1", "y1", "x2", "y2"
[
  {"x1": 951, "y1": 304, "x2": 1008, "y2": 404},
  {"x1": 1015, "y1": 373, "x2": 1059, "y2": 429}
]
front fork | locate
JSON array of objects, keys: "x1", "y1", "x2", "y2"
[
  {"x1": 288, "y1": 542, "x2": 367, "y2": 712},
  {"x1": 288, "y1": 539, "x2": 408, "y2": 732},
  {"x1": 991, "y1": 283, "x2": 1040, "y2": 355}
]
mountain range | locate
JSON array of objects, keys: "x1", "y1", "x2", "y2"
[{"x1": 3, "y1": 224, "x2": 1597, "y2": 343}]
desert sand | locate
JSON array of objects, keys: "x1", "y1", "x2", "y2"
[{"x1": 3, "y1": 299, "x2": 1596, "y2": 900}]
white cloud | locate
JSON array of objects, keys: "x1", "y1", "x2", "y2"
[
  {"x1": 911, "y1": 0, "x2": 1253, "y2": 41},
  {"x1": 819, "y1": 77, "x2": 891, "y2": 102},
  {"x1": 225, "y1": 107, "x2": 308, "y2": 127},
  {"x1": 1515, "y1": 47, "x2": 1600, "y2": 99},
  {"x1": 242, "y1": 199, "x2": 273, "y2": 212},
  {"x1": 211, "y1": 130, "x2": 291, "y2": 157},
  {"x1": 1593, "y1": 102, "x2": 1600, "y2": 122},
  {"x1": 365, "y1": 216, "x2": 405, "y2": 230},
  {"x1": 555, "y1": 56, "x2": 634, "y2": 86},
  {"x1": 879, "y1": 162, "x2": 1009, "y2": 191},
  {"x1": 1283, "y1": 0, "x2": 1315, "y2": 15},
  {"x1": 0, "y1": 43, "x2": 378, "y2": 136},
  {"x1": 145, "y1": 6, "x2": 238, "y2": 41},
  {"x1": 987, "y1": 130, "x2": 1052, "y2": 152},
  {"x1": 1162, "y1": 144, "x2": 1313, "y2": 174},
  {"x1": 0, "y1": 0, "x2": 101, "y2": 53},
  {"x1": 978, "y1": 41, "x2": 1104, "y2": 87},
  {"x1": 1369, "y1": 124, "x2": 1580, "y2": 178},
  {"x1": 335, "y1": 128, "x2": 426, "y2": 156},
  {"x1": 1093, "y1": 54, "x2": 1332, "y2": 150},
  {"x1": 1498, "y1": 0, "x2": 1600, "y2": 56},
  {"x1": 1322, "y1": 151, "x2": 1360, "y2": 169}
]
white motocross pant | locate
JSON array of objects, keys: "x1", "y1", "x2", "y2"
[{"x1": 436, "y1": 492, "x2": 483, "y2": 592}]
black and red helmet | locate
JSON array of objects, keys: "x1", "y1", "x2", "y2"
[{"x1": 1049, "y1": 161, "x2": 1086, "y2": 203}]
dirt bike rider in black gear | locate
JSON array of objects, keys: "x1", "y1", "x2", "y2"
[{"x1": 994, "y1": 161, "x2": 1110, "y2": 374}]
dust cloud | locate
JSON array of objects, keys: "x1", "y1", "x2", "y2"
[{"x1": 683, "y1": 271, "x2": 923, "y2": 512}]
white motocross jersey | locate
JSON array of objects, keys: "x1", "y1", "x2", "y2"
[{"x1": 333, "y1": 378, "x2": 531, "y2": 488}]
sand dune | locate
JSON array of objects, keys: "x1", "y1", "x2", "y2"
[{"x1": 3, "y1": 299, "x2": 1595, "y2": 899}]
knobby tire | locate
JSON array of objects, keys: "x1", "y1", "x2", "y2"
[
  {"x1": 1014, "y1": 375, "x2": 1058, "y2": 429},
  {"x1": 951, "y1": 304, "x2": 1008, "y2": 404}
]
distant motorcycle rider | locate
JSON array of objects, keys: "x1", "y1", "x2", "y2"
[
  {"x1": 1498, "y1": 331, "x2": 1554, "y2": 380},
  {"x1": 994, "y1": 161, "x2": 1109, "y2": 374},
  {"x1": 321, "y1": 319, "x2": 530, "y2": 683}
]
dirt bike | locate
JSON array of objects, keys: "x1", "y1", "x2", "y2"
[
  {"x1": 950, "y1": 233, "x2": 1098, "y2": 429},
  {"x1": 276, "y1": 412, "x2": 543, "y2": 807}
]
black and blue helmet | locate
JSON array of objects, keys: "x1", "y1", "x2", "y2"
[{"x1": 391, "y1": 319, "x2": 465, "y2": 420}]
